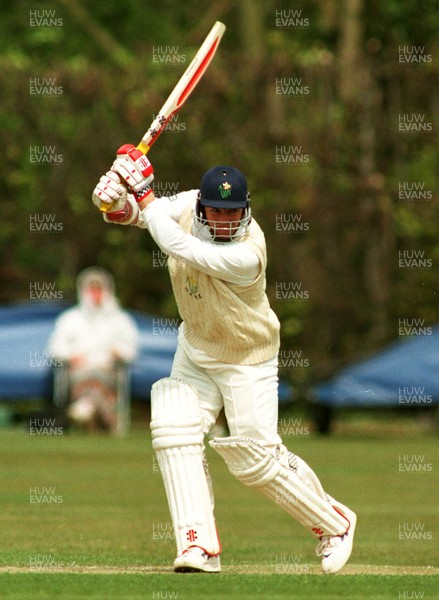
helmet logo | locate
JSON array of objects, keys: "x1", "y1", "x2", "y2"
[{"x1": 218, "y1": 182, "x2": 232, "y2": 199}]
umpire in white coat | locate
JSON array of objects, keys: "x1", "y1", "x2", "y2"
[{"x1": 48, "y1": 267, "x2": 139, "y2": 432}]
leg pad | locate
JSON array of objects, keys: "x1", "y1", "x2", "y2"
[
  {"x1": 210, "y1": 436, "x2": 348, "y2": 538},
  {"x1": 150, "y1": 378, "x2": 220, "y2": 555}
]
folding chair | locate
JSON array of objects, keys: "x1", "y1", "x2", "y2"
[{"x1": 53, "y1": 362, "x2": 131, "y2": 435}]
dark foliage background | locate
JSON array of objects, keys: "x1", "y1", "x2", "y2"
[{"x1": 1, "y1": 0, "x2": 438, "y2": 388}]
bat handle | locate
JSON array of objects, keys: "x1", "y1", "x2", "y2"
[
  {"x1": 137, "y1": 141, "x2": 150, "y2": 155},
  {"x1": 99, "y1": 202, "x2": 115, "y2": 213}
]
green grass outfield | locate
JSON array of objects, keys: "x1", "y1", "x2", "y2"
[{"x1": 1, "y1": 417, "x2": 438, "y2": 599}]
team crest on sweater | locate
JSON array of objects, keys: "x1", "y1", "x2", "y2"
[{"x1": 185, "y1": 275, "x2": 202, "y2": 299}]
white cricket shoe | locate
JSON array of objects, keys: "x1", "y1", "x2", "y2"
[
  {"x1": 173, "y1": 546, "x2": 221, "y2": 573},
  {"x1": 316, "y1": 507, "x2": 357, "y2": 574}
]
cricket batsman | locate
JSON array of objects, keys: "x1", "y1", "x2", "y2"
[{"x1": 92, "y1": 145, "x2": 357, "y2": 573}]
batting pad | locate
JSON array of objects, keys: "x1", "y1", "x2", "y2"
[
  {"x1": 284, "y1": 451, "x2": 328, "y2": 500},
  {"x1": 150, "y1": 378, "x2": 220, "y2": 556},
  {"x1": 210, "y1": 436, "x2": 349, "y2": 538}
]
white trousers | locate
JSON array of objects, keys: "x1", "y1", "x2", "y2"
[
  {"x1": 170, "y1": 330, "x2": 282, "y2": 447},
  {"x1": 163, "y1": 330, "x2": 351, "y2": 547}
]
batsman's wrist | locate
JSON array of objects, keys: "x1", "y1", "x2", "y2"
[
  {"x1": 134, "y1": 185, "x2": 154, "y2": 203},
  {"x1": 137, "y1": 187, "x2": 156, "y2": 210}
]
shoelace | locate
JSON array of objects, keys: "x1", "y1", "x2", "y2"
[{"x1": 316, "y1": 534, "x2": 343, "y2": 557}]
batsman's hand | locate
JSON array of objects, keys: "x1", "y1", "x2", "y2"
[
  {"x1": 112, "y1": 144, "x2": 154, "y2": 192},
  {"x1": 92, "y1": 170, "x2": 127, "y2": 212},
  {"x1": 92, "y1": 171, "x2": 139, "y2": 225}
]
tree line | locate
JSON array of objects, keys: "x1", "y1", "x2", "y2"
[{"x1": 1, "y1": 0, "x2": 438, "y2": 388}]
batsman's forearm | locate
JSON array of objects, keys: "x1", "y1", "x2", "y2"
[{"x1": 140, "y1": 202, "x2": 259, "y2": 284}]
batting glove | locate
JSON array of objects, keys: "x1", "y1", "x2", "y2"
[
  {"x1": 112, "y1": 144, "x2": 154, "y2": 193},
  {"x1": 92, "y1": 171, "x2": 139, "y2": 225},
  {"x1": 103, "y1": 194, "x2": 140, "y2": 225},
  {"x1": 92, "y1": 170, "x2": 128, "y2": 211}
]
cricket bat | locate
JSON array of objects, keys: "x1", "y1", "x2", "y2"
[{"x1": 99, "y1": 21, "x2": 226, "y2": 212}]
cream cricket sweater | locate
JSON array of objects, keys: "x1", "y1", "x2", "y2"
[{"x1": 165, "y1": 202, "x2": 280, "y2": 365}]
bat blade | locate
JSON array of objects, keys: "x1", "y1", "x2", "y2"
[
  {"x1": 136, "y1": 21, "x2": 226, "y2": 155},
  {"x1": 99, "y1": 22, "x2": 226, "y2": 213}
]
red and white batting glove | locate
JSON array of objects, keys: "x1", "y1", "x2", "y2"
[
  {"x1": 92, "y1": 171, "x2": 127, "y2": 212},
  {"x1": 112, "y1": 144, "x2": 154, "y2": 193},
  {"x1": 103, "y1": 195, "x2": 139, "y2": 225},
  {"x1": 92, "y1": 171, "x2": 139, "y2": 225}
]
